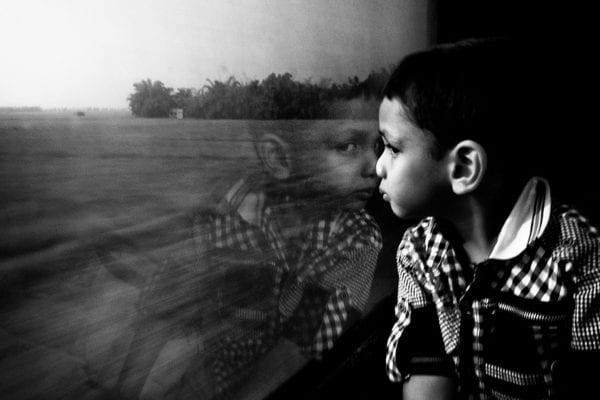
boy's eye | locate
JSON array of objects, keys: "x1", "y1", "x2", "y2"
[
  {"x1": 379, "y1": 134, "x2": 401, "y2": 155},
  {"x1": 384, "y1": 143, "x2": 401, "y2": 155},
  {"x1": 335, "y1": 142, "x2": 358, "y2": 153}
]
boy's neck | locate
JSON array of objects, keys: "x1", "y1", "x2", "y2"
[
  {"x1": 269, "y1": 199, "x2": 315, "y2": 243},
  {"x1": 449, "y1": 189, "x2": 519, "y2": 265},
  {"x1": 452, "y1": 208, "x2": 498, "y2": 264}
]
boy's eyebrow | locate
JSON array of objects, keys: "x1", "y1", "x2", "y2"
[
  {"x1": 347, "y1": 128, "x2": 370, "y2": 140},
  {"x1": 338, "y1": 127, "x2": 367, "y2": 135},
  {"x1": 379, "y1": 130, "x2": 406, "y2": 147},
  {"x1": 330, "y1": 128, "x2": 370, "y2": 143}
]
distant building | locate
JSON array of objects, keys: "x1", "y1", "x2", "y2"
[{"x1": 169, "y1": 108, "x2": 183, "y2": 119}]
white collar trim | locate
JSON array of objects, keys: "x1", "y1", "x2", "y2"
[
  {"x1": 225, "y1": 178, "x2": 265, "y2": 226},
  {"x1": 489, "y1": 177, "x2": 551, "y2": 260}
]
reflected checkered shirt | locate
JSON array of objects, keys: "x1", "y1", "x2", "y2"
[
  {"x1": 386, "y1": 205, "x2": 600, "y2": 399},
  {"x1": 199, "y1": 178, "x2": 382, "y2": 394}
]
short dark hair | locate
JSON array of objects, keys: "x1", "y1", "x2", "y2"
[{"x1": 383, "y1": 37, "x2": 540, "y2": 172}]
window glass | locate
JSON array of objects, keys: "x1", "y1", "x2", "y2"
[{"x1": 0, "y1": 1, "x2": 432, "y2": 399}]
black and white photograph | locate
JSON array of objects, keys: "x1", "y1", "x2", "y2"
[{"x1": 1, "y1": 1, "x2": 597, "y2": 399}]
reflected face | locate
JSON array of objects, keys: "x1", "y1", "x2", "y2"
[
  {"x1": 292, "y1": 121, "x2": 380, "y2": 212},
  {"x1": 376, "y1": 98, "x2": 451, "y2": 219}
]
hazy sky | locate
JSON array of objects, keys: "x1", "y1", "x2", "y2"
[{"x1": 0, "y1": 0, "x2": 432, "y2": 109}]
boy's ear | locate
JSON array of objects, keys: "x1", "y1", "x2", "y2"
[
  {"x1": 256, "y1": 133, "x2": 291, "y2": 180},
  {"x1": 447, "y1": 140, "x2": 487, "y2": 195}
]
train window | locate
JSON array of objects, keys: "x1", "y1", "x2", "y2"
[{"x1": 0, "y1": 1, "x2": 434, "y2": 399}]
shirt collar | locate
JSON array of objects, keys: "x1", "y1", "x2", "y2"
[
  {"x1": 224, "y1": 176, "x2": 266, "y2": 226},
  {"x1": 489, "y1": 177, "x2": 551, "y2": 260}
]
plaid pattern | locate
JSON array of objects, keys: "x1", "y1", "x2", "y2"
[
  {"x1": 386, "y1": 191, "x2": 600, "y2": 398},
  {"x1": 312, "y1": 288, "x2": 349, "y2": 355},
  {"x1": 199, "y1": 178, "x2": 382, "y2": 394},
  {"x1": 385, "y1": 297, "x2": 412, "y2": 382}
]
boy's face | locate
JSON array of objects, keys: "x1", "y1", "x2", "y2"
[
  {"x1": 291, "y1": 120, "x2": 380, "y2": 212},
  {"x1": 376, "y1": 97, "x2": 452, "y2": 219}
]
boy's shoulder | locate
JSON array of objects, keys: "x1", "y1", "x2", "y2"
[
  {"x1": 399, "y1": 206, "x2": 600, "y2": 251},
  {"x1": 398, "y1": 216, "x2": 440, "y2": 249},
  {"x1": 187, "y1": 178, "x2": 383, "y2": 252},
  {"x1": 404, "y1": 217, "x2": 436, "y2": 236},
  {"x1": 308, "y1": 209, "x2": 382, "y2": 253},
  {"x1": 190, "y1": 175, "x2": 266, "y2": 222},
  {"x1": 551, "y1": 204, "x2": 599, "y2": 239},
  {"x1": 333, "y1": 209, "x2": 381, "y2": 237},
  {"x1": 544, "y1": 204, "x2": 600, "y2": 260},
  {"x1": 396, "y1": 217, "x2": 447, "y2": 263}
]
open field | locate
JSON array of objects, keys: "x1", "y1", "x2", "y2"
[
  {"x1": 0, "y1": 111, "x2": 398, "y2": 399},
  {"x1": 0, "y1": 111, "x2": 277, "y2": 398},
  {"x1": 1, "y1": 111, "x2": 262, "y2": 267}
]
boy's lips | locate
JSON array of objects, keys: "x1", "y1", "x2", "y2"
[
  {"x1": 379, "y1": 189, "x2": 390, "y2": 202},
  {"x1": 352, "y1": 188, "x2": 375, "y2": 199}
]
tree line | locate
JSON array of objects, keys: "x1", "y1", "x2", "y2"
[
  {"x1": 0, "y1": 106, "x2": 43, "y2": 112},
  {"x1": 127, "y1": 70, "x2": 391, "y2": 119}
]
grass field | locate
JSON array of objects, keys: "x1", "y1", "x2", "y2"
[
  {"x1": 0, "y1": 111, "x2": 287, "y2": 398},
  {"x1": 0, "y1": 111, "x2": 399, "y2": 399},
  {"x1": 1, "y1": 111, "x2": 262, "y2": 269}
]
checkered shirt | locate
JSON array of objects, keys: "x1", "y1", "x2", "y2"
[
  {"x1": 386, "y1": 205, "x2": 600, "y2": 399},
  {"x1": 195, "y1": 178, "x2": 382, "y2": 394}
]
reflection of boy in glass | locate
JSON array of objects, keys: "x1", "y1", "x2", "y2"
[{"x1": 159, "y1": 119, "x2": 384, "y2": 399}]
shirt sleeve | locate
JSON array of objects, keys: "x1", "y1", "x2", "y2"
[
  {"x1": 553, "y1": 210, "x2": 600, "y2": 396},
  {"x1": 289, "y1": 287, "x2": 360, "y2": 359},
  {"x1": 282, "y1": 248, "x2": 381, "y2": 358},
  {"x1": 385, "y1": 226, "x2": 433, "y2": 382},
  {"x1": 565, "y1": 211, "x2": 600, "y2": 350},
  {"x1": 94, "y1": 229, "x2": 202, "y2": 324},
  {"x1": 395, "y1": 305, "x2": 455, "y2": 377},
  {"x1": 137, "y1": 211, "x2": 221, "y2": 326},
  {"x1": 136, "y1": 237, "x2": 208, "y2": 325}
]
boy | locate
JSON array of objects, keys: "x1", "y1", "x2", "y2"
[
  {"x1": 134, "y1": 118, "x2": 383, "y2": 399},
  {"x1": 377, "y1": 38, "x2": 600, "y2": 399}
]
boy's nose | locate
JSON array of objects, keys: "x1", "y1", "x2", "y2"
[
  {"x1": 375, "y1": 153, "x2": 386, "y2": 178},
  {"x1": 361, "y1": 149, "x2": 378, "y2": 178}
]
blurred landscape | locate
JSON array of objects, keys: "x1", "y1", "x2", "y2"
[
  {"x1": 1, "y1": 111, "x2": 260, "y2": 266},
  {"x1": 0, "y1": 111, "x2": 397, "y2": 399},
  {"x1": 0, "y1": 1, "x2": 432, "y2": 398},
  {"x1": 0, "y1": 111, "x2": 270, "y2": 399}
]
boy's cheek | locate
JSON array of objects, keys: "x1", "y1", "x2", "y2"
[{"x1": 291, "y1": 152, "x2": 323, "y2": 176}]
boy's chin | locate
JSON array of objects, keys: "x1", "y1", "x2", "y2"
[
  {"x1": 338, "y1": 198, "x2": 369, "y2": 212},
  {"x1": 390, "y1": 203, "x2": 410, "y2": 218},
  {"x1": 390, "y1": 204, "x2": 426, "y2": 221},
  {"x1": 303, "y1": 196, "x2": 368, "y2": 214}
]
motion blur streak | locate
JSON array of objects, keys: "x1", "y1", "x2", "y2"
[
  {"x1": 0, "y1": 112, "x2": 262, "y2": 398},
  {"x1": 0, "y1": 111, "x2": 391, "y2": 399}
]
